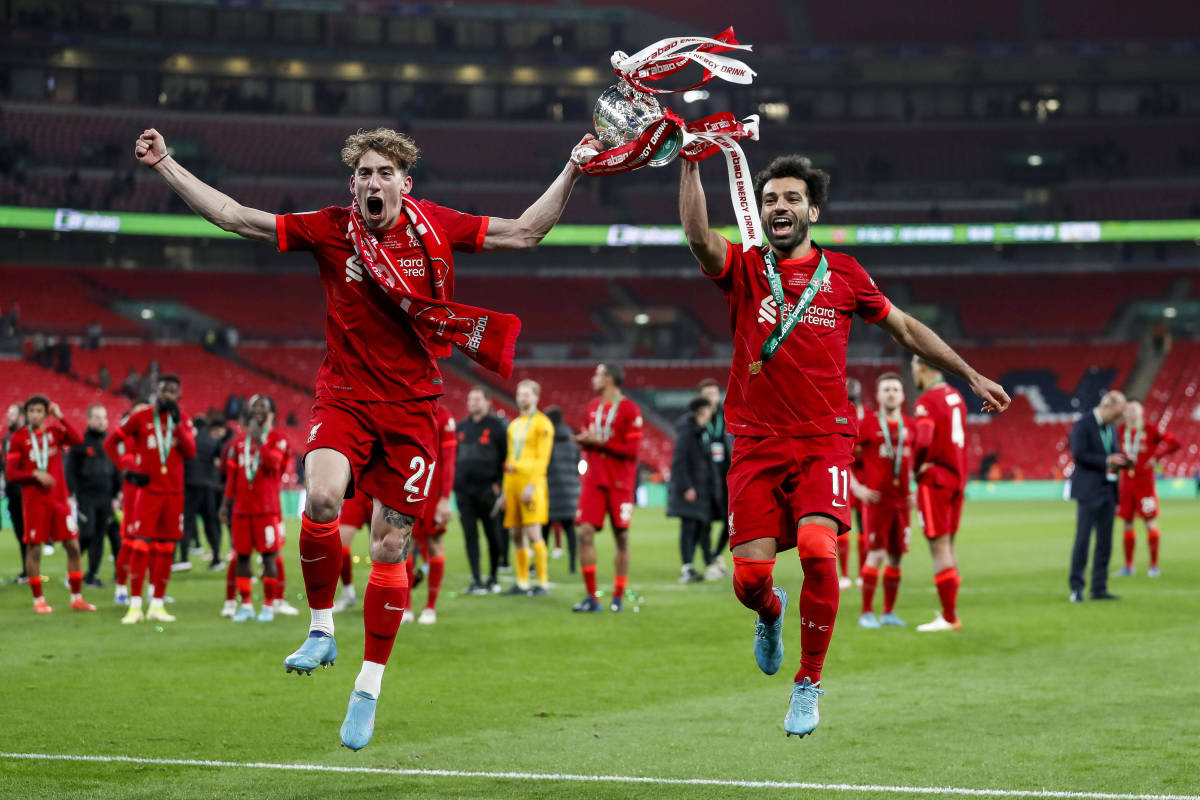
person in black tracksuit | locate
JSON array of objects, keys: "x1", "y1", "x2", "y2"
[
  {"x1": 66, "y1": 404, "x2": 121, "y2": 587},
  {"x1": 455, "y1": 387, "x2": 508, "y2": 594},
  {"x1": 4, "y1": 404, "x2": 28, "y2": 581},
  {"x1": 182, "y1": 414, "x2": 229, "y2": 569},
  {"x1": 668, "y1": 397, "x2": 717, "y2": 583},
  {"x1": 544, "y1": 406, "x2": 581, "y2": 573},
  {"x1": 698, "y1": 379, "x2": 732, "y2": 576}
]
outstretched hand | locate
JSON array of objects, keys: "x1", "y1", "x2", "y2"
[
  {"x1": 971, "y1": 375, "x2": 1011, "y2": 414},
  {"x1": 570, "y1": 133, "x2": 603, "y2": 169},
  {"x1": 134, "y1": 128, "x2": 168, "y2": 167}
]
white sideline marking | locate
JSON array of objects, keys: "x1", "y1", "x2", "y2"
[{"x1": 2, "y1": 752, "x2": 1198, "y2": 799}]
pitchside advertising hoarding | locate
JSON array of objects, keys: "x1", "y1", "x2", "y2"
[{"x1": 1, "y1": 205, "x2": 1198, "y2": 246}]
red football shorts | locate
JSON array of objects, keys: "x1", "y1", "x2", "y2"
[
  {"x1": 23, "y1": 499, "x2": 77, "y2": 545},
  {"x1": 726, "y1": 434, "x2": 854, "y2": 551},
  {"x1": 917, "y1": 482, "x2": 963, "y2": 539},
  {"x1": 119, "y1": 486, "x2": 140, "y2": 540},
  {"x1": 232, "y1": 513, "x2": 284, "y2": 555},
  {"x1": 575, "y1": 480, "x2": 635, "y2": 531},
  {"x1": 133, "y1": 490, "x2": 185, "y2": 541},
  {"x1": 339, "y1": 490, "x2": 373, "y2": 531},
  {"x1": 861, "y1": 501, "x2": 911, "y2": 557},
  {"x1": 307, "y1": 397, "x2": 437, "y2": 519},
  {"x1": 1118, "y1": 482, "x2": 1158, "y2": 521}
]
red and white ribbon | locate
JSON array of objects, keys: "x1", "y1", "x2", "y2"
[
  {"x1": 681, "y1": 113, "x2": 762, "y2": 250},
  {"x1": 613, "y1": 28, "x2": 754, "y2": 94}
]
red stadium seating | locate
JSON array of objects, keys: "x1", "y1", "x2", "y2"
[
  {"x1": 1144, "y1": 341, "x2": 1200, "y2": 477},
  {"x1": 0, "y1": 265, "x2": 145, "y2": 337}
]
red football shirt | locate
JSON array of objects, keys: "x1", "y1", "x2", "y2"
[
  {"x1": 913, "y1": 381, "x2": 968, "y2": 491},
  {"x1": 710, "y1": 241, "x2": 892, "y2": 438},
  {"x1": 114, "y1": 407, "x2": 197, "y2": 495},
  {"x1": 435, "y1": 405, "x2": 457, "y2": 500},
  {"x1": 5, "y1": 419, "x2": 83, "y2": 506},
  {"x1": 275, "y1": 201, "x2": 488, "y2": 403},
  {"x1": 855, "y1": 412, "x2": 915, "y2": 506},
  {"x1": 580, "y1": 395, "x2": 643, "y2": 492},
  {"x1": 224, "y1": 428, "x2": 291, "y2": 516},
  {"x1": 1117, "y1": 423, "x2": 1178, "y2": 490}
]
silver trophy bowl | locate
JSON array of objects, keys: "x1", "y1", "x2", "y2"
[{"x1": 593, "y1": 83, "x2": 683, "y2": 167}]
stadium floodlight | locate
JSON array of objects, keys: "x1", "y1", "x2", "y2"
[
  {"x1": 682, "y1": 90, "x2": 710, "y2": 103},
  {"x1": 1164, "y1": 307, "x2": 1178, "y2": 318},
  {"x1": 634, "y1": 313, "x2": 650, "y2": 325},
  {"x1": 1027, "y1": 154, "x2": 1044, "y2": 167}
]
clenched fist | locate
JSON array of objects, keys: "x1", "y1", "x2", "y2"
[{"x1": 134, "y1": 128, "x2": 169, "y2": 167}]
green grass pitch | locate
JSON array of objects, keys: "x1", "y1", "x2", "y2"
[{"x1": 1, "y1": 499, "x2": 1198, "y2": 799}]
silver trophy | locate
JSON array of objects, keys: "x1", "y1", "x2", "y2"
[{"x1": 592, "y1": 82, "x2": 683, "y2": 168}]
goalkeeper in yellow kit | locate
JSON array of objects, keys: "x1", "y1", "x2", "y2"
[{"x1": 501, "y1": 380, "x2": 556, "y2": 596}]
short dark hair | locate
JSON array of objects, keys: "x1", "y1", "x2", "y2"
[
  {"x1": 600, "y1": 363, "x2": 625, "y2": 389},
  {"x1": 688, "y1": 396, "x2": 710, "y2": 415},
  {"x1": 544, "y1": 405, "x2": 564, "y2": 427},
  {"x1": 468, "y1": 385, "x2": 490, "y2": 399},
  {"x1": 753, "y1": 155, "x2": 831, "y2": 210},
  {"x1": 24, "y1": 394, "x2": 50, "y2": 413},
  {"x1": 697, "y1": 378, "x2": 721, "y2": 391},
  {"x1": 248, "y1": 393, "x2": 276, "y2": 413},
  {"x1": 876, "y1": 371, "x2": 904, "y2": 387},
  {"x1": 159, "y1": 373, "x2": 181, "y2": 387}
]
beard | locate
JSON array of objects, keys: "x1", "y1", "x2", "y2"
[{"x1": 764, "y1": 212, "x2": 810, "y2": 253}]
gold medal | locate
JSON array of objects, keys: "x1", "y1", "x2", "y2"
[
  {"x1": 749, "y1": 360, "x2": 762, "y2": 375},
  {"x1": 161, "y1": 465, "x2": 168, "y2": 475},
  {"x1": 893, "y1": 477, "x2": 901, "y2": 487}
]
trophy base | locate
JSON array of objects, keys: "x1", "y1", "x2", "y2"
[{"x1": 648, "y1": 129, "x2": 684, "y2": 167}]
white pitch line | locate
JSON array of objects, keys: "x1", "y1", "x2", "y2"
[{"x1": 2, "y1": 752, "x2": 1198, "y2": 800}]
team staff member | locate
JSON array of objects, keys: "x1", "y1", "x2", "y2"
[
  {"x1": 455, "y1": 386, "x2": 508, "y2": 595},
  {"x1": 1068, "y1": 391, "x2": 1130, "y2": 602},
  {"x1": 698, "y1": 379, "x2": 732, "y2": 579},
  {"x1": 183, "y1": 412, "x2": 228, "y2": 571},
  {"x1": 66, "y1": 404, "x2": 121, "y2": 588}
]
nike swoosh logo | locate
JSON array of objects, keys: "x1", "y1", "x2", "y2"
[
  {"x1": 300, "y1": 556, "x2": 326, "y2": 563},
  {"x1": 383, "y1": 603, "x2": 406, "y2": 612},
  {"x1": 832, "y1": 501, "x2": 847, "y2": 508}
]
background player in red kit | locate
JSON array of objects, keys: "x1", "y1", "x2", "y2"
[
  {"x1": 5, "y1": 395, "x2": 94, "y2": 613},
  {"x1": 408, "y1": 404, "x2": 457, "y2": 625},
  {"x1": 845, "y1": 377, "x2": 866, "y2": 588},
  {"x1": 111, "y1": 375, "x2": 196, "y2": 624},
  {"x1": 850, "y1": 373, "x2": 914, "y2": 629},
  {"x1": 137, "y1": 123, "x2": 597, "y2": 750},
  {"x1": 572, "y1": 363, "x2": 643, "y2": 613},
  {"x1": 679, "y1": 153, "x2": 1009, "y2": 737},
  {"x1": 911, "y1": 357, "x2": 970, "y2": 632},
  {"x1": 1115, "y1": 401, "x2": 1179, "y2": 577},
  {"x1": 332, "y1": 491, "x2": 372, "y2": 615},
  {"x1": 106, "y1": 403, "x2": 149, "y2": 606},
  {"x1": 221, "y1": 394, "x2": 291, "y2": 623}
]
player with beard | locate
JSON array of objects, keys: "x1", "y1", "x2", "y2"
[
  {"x1": 110, "y1": 375, "x2": 196, "y2": 624},
  {"x1": 136, "y1": 124, "x2": 598, "y2": 750},
  {"x1": 679, "y1": 154, "x2": 1009, "y2": 737},
  {"x1": 220, "y1": 394, "x2": 291, "y2": 622},
  {"x1": 849, "y1": 373, "x2": 914, "y2": 628},
  {"x1": 5, "y1": 395, "x2": 94, "y2": 612}
]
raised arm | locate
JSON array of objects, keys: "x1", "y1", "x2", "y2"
[
  {"x1": 135, "y1": 128, "x2": 276, "y2": 244},
  {"x1": 679, "y1": 159, "x2": 728, "y2": 276},
  {"x1": 876, "y1": 305, "x2": 1011, "y2": 414},
  {"x1": 481, "y1": 135, "x2": 599, "y2": 251}
]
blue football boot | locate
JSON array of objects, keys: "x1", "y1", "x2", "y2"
[
  {"x1": 339, "y1": 690, "x2": 377, "y2": 751},
  {"x1": 753, "y1": 587, "x2": 788, "y2": 675},
  {"x1": 284, "y1": 631, "x2": 338, "y2": 675},
  {"x1": 858, "y1": 612, "x2": 880, "y2": 629},
  {"x1": 879, "y1": 612, "x2": 906, "y2": 627},
  {"x1": 572, "y1": 595, "x2": 602, "y2": 613},
  {"x1": 232, "y1": 605, "x2": 255, "y2": 623},
  {"x1": 784, "y1": 678, "x2": 825, "y2": 738}
]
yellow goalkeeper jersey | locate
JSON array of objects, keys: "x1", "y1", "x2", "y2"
[{"x1": 505, "y1": 410, "x2": 555, "y2": 479}]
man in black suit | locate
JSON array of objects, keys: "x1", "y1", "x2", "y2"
[{"x1": 1068, "y1": 391, "x2": 1132, "y2": 602}]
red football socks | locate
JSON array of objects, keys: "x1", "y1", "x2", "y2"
[
  {"x1": 68, "y1": 570, "x2": 83, "y2": 595},
  {"x1": 857, "y1": 534, "x2": 868, "y2": 571},
  {"x1": 404, "y1": 556, "x2": 415, "y2": 590},
  {"x1": 128, "y1": 540, "x2": 150, "y2": 597},
  {"x1": 582, "y1": 564, "x2": 597, "y2": 599},
  {"x1": 363, "y1": 561, "x2": 409, "y2": 665},
  {"x1": 732, "y1": 557, "x2": 781, "y2": 622},
  {"x1": 426, "y1": 554, "x2": 445, "y2": 610},
  {"x1": 150, "y1": 542, "x2": 173, "y2": 599},
  {"x1": 882, "y1": 566, "x2": 902, "y2": 615},
  {"x1": 299, "y1": 513, "x2": 342, "y2": 610},
  {"x1": 236, "y1": 576, "x2": 252, "y2": 604},
  {"x1": 340, "y1": 546, "x2": 353, "y2": 586},
  {"x1": 275, "y1": 556, "x2": 286, "y2": 596},
  {"x1": 29, "y1": 575, "x2": 44, "y2": 600},
  {"x1": 115, "y1": 544, "x2": 131, "y2": 586},
  {"x1": 262, "y1": 576, "x2": 279, "y2": 606},
  {"x1": 934, "y1": 567, "x2": 960, "y2": 624},
  {"x1": 795, "y1": 556, "x2": 839, "y2": 685},
  {"x1": 416, "y1": 535, "x2": 430, "y2": 562},
  {"x1": 836, "y1": 535, "x2": 850, "y2": 578},
  {"x1": 613, "y1": 574, "x2": 627, "y2": 600},
  {"x1": 1123, "y1": 529, "x2": 1136, "y2": 568},
  {"x1": 859, "y1": 565, "x2": 879, "y2": 614},
  {"x1": 1148, "y1": 528, "x2": 1160, "y2": 567},
  {"x1": 225, "y1": 559, "x2": 237, "y2": 601}
]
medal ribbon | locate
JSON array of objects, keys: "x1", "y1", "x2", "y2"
[
  {"x1": 511, "y1": 412, "x2": 536, "y2": 462},
  {"x1": 758, "y1": 246, "x2": 829, "y2": 366},
  {"x1": 243, "y1": 434, "x2": 261, "y2": 484},
  {"x1": 1123, "y1": 425, "x2": 1142, "y2": 462},
  {"x1": 594, "y1": 396, "x2": 623, "y2": 442},
  {"x1": 879, "y1": 413, "x2": 906, "y2": 480},
  {"x1": 152, "y1": 412, "x2": 174, "y2": 472},
  {"x1": 28, "y1": 426, "x2": 48, "y2": 471}
]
